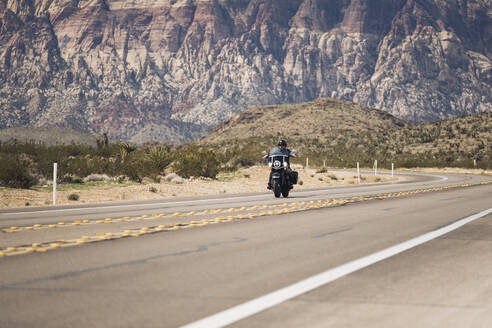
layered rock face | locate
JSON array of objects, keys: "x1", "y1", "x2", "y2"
[{"x1": 1, "y1": 0, "x2": 491, "y2": 141}]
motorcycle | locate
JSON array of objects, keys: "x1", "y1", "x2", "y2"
[{"x1": 266, "y1": 152, "x2": 298, "y2": 198}]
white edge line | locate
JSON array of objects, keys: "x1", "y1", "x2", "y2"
[
  {"x1": 0, "y1": 172, "x2": 448, "y2": 216},
  {"x1": 181, "y1": 207, "x2": 492, "y2": 328}
]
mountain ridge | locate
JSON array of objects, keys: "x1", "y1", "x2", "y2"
[{"x1": 1, "y1": 0, "x2": 491, "y2": 141}]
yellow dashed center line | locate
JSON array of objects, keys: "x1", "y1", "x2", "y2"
[{"x1": 0, "y1": 181, "x2": 491, "y2": 257}]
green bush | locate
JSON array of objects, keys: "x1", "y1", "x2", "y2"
[
  {"x1": 61, "y1": 175, "x2": 84, "y2": 184},
  {"x1": 121, "y1": 156, "x2": 143, "y2": 183},
  {"x1": 0, "y1": 155, "x2": 37, "y2": 189},
  {"x1": 145, "y1": 146, "x2": 172, "y2": 173},
  {"x1": 173, "y1": 145, "x2": 220, "y2": 179},
  {"x1": 68, "y1": 193, "x2": 80, "y2": 201},
  {"x1": 66, "y1": 156, "x2": 93, "y2": 177},
  {"x1": 61, "y1": 174, "x2": 73, "y2": 183}
]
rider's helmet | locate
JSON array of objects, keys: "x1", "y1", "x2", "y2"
[{"x1": 278, "y1": 139, "x2": 287, "y2": 147}]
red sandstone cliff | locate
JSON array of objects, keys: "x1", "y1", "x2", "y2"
[{"x1": 1, "y1": 0, "x2": 491, "y2": 141}]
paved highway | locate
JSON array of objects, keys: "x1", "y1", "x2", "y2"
[{"x1": 0, "y1": 171, "x2": 491, "y2": 327}]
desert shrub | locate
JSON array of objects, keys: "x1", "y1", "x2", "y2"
[
  {"x1": 233, "y1": 154, "x2": 257, "y2": 167},
  {"x1": 65, "y1": 156, "x2": 93, "y2": 177},
  {"x1": 173, "y1": 145, "x2": 220, "y2": 179},
  {"x1": 145, "y1": 146, "x2": 172, "y2": 173},
  {"x1": 61, "y1": 174, "x2": 74, "y2": 183},
  {"x1": 218, "y1": 138, "x2": 267, "y2": 168},
  {"x1": 68, "y1": 193, "x2": 79, "y2": 201},
  {"x1": 119, "y1": 142, "x2": 137, "y2": 156},
  {"x1": 0, "y1": 155, "x2": 38, "y2": 189},
  {"x1": 121, "y1": 159, "x2": 143, "y2": 182},
  {"x1": 149, "y1": 187, "x2": 157, "y2": 193},
  {"x1": 121, "y1": 153, "x2": 145, "y2": 182},
  {"x1": 221, "y1": 165, "x2": 239, "y2": 173},
  {"x1": 89, "y1": 157, "x2": 118, "y2": 176},
  {"x1": 316, "y1": 167, "x2": 327, "y2": 173},
  {"x1": 61, "y1": 174, "x2": 84, "y2": 184}
]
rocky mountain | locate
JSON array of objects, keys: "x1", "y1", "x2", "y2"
[{"x1": 1, "y1": 0, "x2": 491, "y2": 142}]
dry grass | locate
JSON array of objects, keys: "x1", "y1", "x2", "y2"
[
  {"x1": 204, "y1": 102, "x2": 491, "y2": 169},
  {"x1": 0, "y1": 166, "x2": 398, "y2": 208},
  {"x1": 205, "y1": 98, "x2": 406, "y2": 144}
]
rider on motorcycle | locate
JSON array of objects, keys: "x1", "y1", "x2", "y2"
[{"x1": 267, "y1": 139, "x2": 296, "y2": 189}]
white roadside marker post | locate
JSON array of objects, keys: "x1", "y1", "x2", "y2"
[
  {"x1": 306, "y1": 157, "x2": 309, "y2": 170},
  {"x1": 392, "y1": 163, "x2": 394, "y2": 178},
  {"x1": 374, "y1": 160, "x2": 377, "y2": 176},
  {"x1": 357, "y1": 162, "x2": 360, "y2": 184},
  {"x1": 53, "y1": 162, "x2": 57, "y2": 206}
]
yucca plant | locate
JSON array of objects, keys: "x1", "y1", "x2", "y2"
[
  {"x1": 145, "y1": 146, "x2": 172, "y2": 172},
  {"x1": 119, "y1": 142, "x2": 137, "y2": 162}
]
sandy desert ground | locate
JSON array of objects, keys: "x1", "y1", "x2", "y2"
[
  {"x1": 0, "y1": 166, "x2": 489, "y2": 209},
  {"x1": 0, "y1": 166, "x2": 394, "y2": 208}
]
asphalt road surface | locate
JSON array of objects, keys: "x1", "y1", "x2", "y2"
[{"x1": 0, "y1": 171, "x2": 491, "y2": 327}]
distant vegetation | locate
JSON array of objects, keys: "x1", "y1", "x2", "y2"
[
  {"x1": 0, "y1": 127, "x2": 97, "y2": 146},
  {"x1": 0, "y1": 98, "x2": 490, "y2": 189},
  {"x1": 0, "y1": 140, "x2": 221, "y2": 189},
  {"x1": 204, "y1": 113, "x2": 491, "y2": 171},
  {"x1": 203, "y1": 98, "x2": 491, "y2": 171}
]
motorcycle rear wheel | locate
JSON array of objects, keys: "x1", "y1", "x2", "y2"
[{"x1": 281, "y1": 186, "x2": 289, "y2": 198}]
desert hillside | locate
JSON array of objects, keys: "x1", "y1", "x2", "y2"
[{"x1": 203, "y1": 98, "x2": 492, "y2": 169}]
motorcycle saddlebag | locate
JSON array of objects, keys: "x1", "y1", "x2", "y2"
[{"x1": 289, "y1": 171, "x2": 298, "y2": 184}]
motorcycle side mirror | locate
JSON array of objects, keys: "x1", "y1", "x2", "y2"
[
  {"x1": 261, "y1": 150, "x2": 268, "y2": 156},
  {"x1": 291, "y1": 149, "x2": 297, "y2": 156}
]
